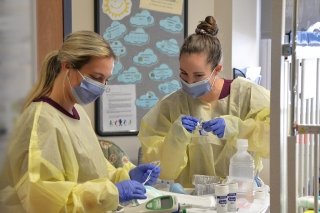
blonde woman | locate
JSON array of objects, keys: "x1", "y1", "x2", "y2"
[{"x1": 0, "y1": 31, "x2": 160, "y2": 212}]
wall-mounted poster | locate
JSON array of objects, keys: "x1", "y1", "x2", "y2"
[{"x1": 95, "y1": 0, "x2": 187, "y2": 136}]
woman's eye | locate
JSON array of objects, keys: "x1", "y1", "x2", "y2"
[
  {"x1": 196, "y1": 75, "x2": 205, "y2": 79},
  {"x1": 91, "y1": 76, "x2": 101, "y2": 81}
]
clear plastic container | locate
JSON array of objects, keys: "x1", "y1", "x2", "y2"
[
  {"x1": 192, "y1": 174, "x2": 220, "y2": 195},
  {"x1": 228, "y1": 139, "x2": 255, "y2": 204}
]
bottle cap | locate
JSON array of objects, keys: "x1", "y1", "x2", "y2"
[
  {"x1": 228, "y1": 182, "x2": 238, "y2": 193},
  {"x1": 215, "y1": 184, "x2": 229, "y2": 195},
  {"x1": 254, "y1": 189, "x2": 265, "y2": 199},
  {"x1": 237, "y1": 139, "x2": 248, "y2": 147}
]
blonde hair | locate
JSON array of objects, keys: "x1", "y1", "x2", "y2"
[
  {"x1": 23, "y1": 31, "x2": 116, "y2": 110},
  {"x1": 180, "y1": 16, "x2": 222, "y2": 69}
]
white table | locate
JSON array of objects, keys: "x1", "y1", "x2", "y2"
[
  {"x1": 120, "y1": 186, "x2": 270, "y2": 213},
  {"x1": 166, "y1": 191, "x2": 269, "y2": 213},
  {"x1": 185, "y1": 195, "x2": 269, "y2": 213}
]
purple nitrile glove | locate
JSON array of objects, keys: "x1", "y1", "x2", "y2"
[
  {"x1": 181, "y1": 115, "x2": 200, "y2": 133},
  {"x1": 129, "y1": 163, "x2": 160, "y2": 186},
  {"x1": 116, "y1": 180, "x2": 147, "y2": 202},
  {"x1": 202, "y1": 118, "x2": 226, "y2": 138}
]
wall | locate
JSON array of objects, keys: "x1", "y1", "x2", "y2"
[
  {"x1": 213, "y1": 0, "x2": 232, "y2": 79},
  {"x1": 37, "y1": 0, "x2": 63, "y2": 70},
  {"x1": 232, "y1": 0, "x2": 261, "y2": 69},
  {"x1": 214, "y1": 0, "x2": 261, "y2": 76},
  {"x1": 71, "y1": 0, "x2": 215, "y2": 164},
  {"x1": 261, "y1": 0, "x2": 272, "y2": 39},
  {"x1": 0, "y1": 0, "x2": 36, "y2": 169}
]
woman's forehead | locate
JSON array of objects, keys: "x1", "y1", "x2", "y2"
[
  {"x1": 82, "y1": 57, "x2": 114, "y2": 75},
  {"x1": 180, "y1": 54, "x2": 211, "y2": 72}
]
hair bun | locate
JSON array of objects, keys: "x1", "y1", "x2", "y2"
[{"x1": 195, "y1": 16, "x2": 219, "y2": 37}]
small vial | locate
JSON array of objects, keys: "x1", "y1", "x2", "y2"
[
  {"x1": 197, "y1": 121, "x2": 208, "y2": 136},
  {"x1": 215, "y1": 184, "x2": 229, "y2": 212},
  {"x1": 228, "y1": 182, "x2": 238, "y2": 212}
]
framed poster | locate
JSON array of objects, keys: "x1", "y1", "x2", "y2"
[{"x1": 95, "y1": 0, "x2": 188, "y2": 136}]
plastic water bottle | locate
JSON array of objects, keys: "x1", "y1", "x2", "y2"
[{"x1": 228, "y1": 139, "x2": 255, "y2": 204}]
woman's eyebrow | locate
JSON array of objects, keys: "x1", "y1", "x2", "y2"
[
  {"x1": 179, "y1": 67, "x2": 205, "y2": 74},
  {"x1": 179, "y1": 68, "x2": 187, "y2": 72},
  {"x1": 193, "y1": 71, "x2": 205, "y2": 75},
  {"x1": 179, "y1": 68, "x2": 206, "y2": 75}
]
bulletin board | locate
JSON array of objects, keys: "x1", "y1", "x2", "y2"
[{"x1": 95, "y1": 0, "x2": 188, "y2": 136}]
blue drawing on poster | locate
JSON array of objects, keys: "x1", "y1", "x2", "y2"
[
  {"x1": 149, "y1": 64, "x2": 173, "y2": 81},
  {"x1": 159, "y1": 16, "x2": 183, "y2": 33},
  {"x1": 133, "y1": 48, "x2": 158, "y2": 66},
  {"x1": 130, "y1": 10, "x2": 154, "y2": 27},
  {"x1": 117, "y1": 66, "x2": 142, "y2": 83},
  {"x1": 136, "y1": 91, "x2": 159, "y2": 109},
  {"x1": 124, "y1": 28, "x2": 149, "y2": 46},
  {"x1": 158, "y1": 80, "x2": 181, "y2": 94},
  {"x1": 110, "y1": 40, "x2": 126, "y2": 57},
  {"x1": 103, "y1": 21, "x2": 127, "y2": 41},
  {"x1": 156, "y1": 39, "x2": 180, "y2": 56},
  {"x1": 109, "y1": 60, "x2": 123, "y2": 80}
]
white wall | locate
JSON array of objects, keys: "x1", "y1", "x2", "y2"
[
  {"x1": 232, "y1": 0, "x2": 261, "y2": 69},
  {"x1": 214, "y1": 0, "x2": 261, "y2": 77},
  {"x1": 71, "y1": 0, "x2": 215, "y2": 164},
  {"x1": 213, "y1": 0, "x2": 232, "y2": 79}
]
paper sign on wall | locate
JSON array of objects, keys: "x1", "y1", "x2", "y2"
[
  {"x1": 139, "y1": 0, "x2": 183, "y2": 15},
  {"x1": 102, "y1": 84, "x2": 137, "y2": 132}
]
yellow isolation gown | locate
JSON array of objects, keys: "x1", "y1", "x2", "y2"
[
  {"x1": 0, "y1": 98, "x2": 134, "y2": 212},
  {"x1": 138, "y1": 77, "x2": 270, "y2": 187}
]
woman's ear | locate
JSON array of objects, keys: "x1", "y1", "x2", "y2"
[
  {"x1": 61, "y1": 62, "x2": 71, "y2": 72},
  {"x1": 214, "y1": 64, "x2": 222, "y2": 74}
]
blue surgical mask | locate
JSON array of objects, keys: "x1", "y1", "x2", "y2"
[
  {"x1": 180, "y1": 71, "x2": 216, "y2": 98},
  {"x1": 69, "y1": 70, "x2": 107, "y2": 105}
]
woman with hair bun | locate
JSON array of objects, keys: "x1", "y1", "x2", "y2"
[{"x1": 138, "y1": 16, "x2": 270, "y2": 187}]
